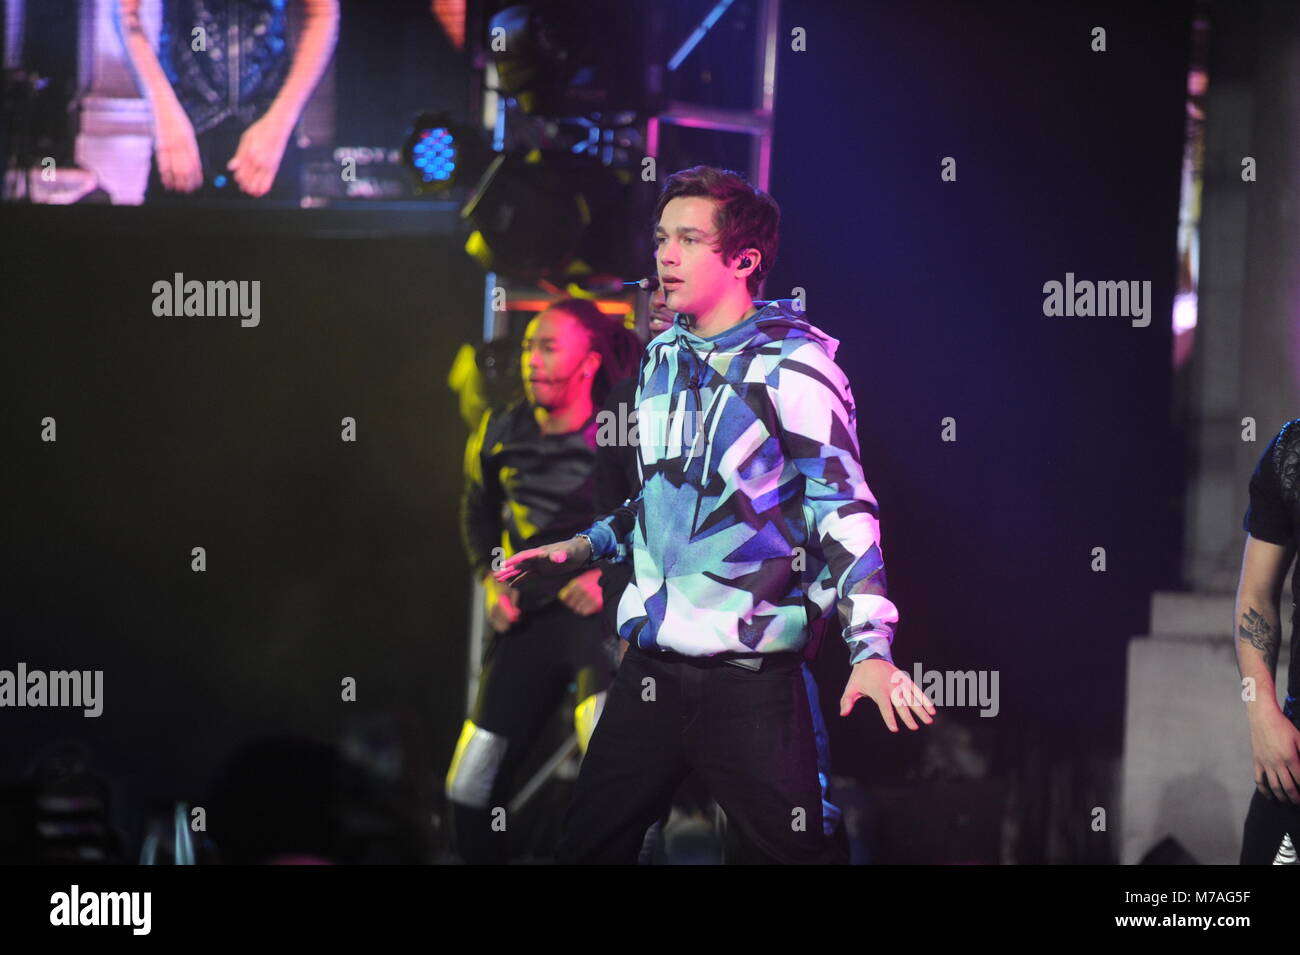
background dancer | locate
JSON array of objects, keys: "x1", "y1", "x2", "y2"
[{"x1": 446, "y1": 298, "x2": 638, "y2": 863}]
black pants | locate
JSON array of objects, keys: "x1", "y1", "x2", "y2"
[
  {"x1": 449, "y1": 600, "x2": 615, "y2": 864},
  {"x1": 145, "y1": 113, "x2": 302, "y2": 203},
  {"x1": 558, "y1": 642, "x2": 844, "y2": 864},
  {"x1": 1240, "y1": 787, "x2": 1300, "y2": 863}
]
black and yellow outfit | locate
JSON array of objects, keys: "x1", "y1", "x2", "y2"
[{"x1": 446, "y1": 398, "x2": 616, "y2": 864}]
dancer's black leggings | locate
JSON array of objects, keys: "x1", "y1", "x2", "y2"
[{"x1": 449, "y1": 600, "x2": 615, "y2": 863}]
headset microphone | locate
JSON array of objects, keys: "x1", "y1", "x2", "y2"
[{"x1": 533, "y1": 366, "x2": 585, "y2": 388}]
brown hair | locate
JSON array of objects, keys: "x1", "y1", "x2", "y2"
[{"x1": 653, "y1": 166, "x2": 780, "y2": 296}]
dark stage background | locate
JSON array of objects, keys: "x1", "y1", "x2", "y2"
[{"x1": 1, "y1": 0, "x2": 1189, "y2": 863}]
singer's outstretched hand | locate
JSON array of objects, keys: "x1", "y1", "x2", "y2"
[{"x1": 494, "y1": 537, "x2": 592, "y2": 586}]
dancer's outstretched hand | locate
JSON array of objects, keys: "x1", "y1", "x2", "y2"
[
  {"x1": 840, "y1": 659, "x2": 936, "y2": 732},
  {"x1": 482, "y1": 573, "x2": 521, "y2": 633},
  {"x1": 558, "y1": 568, "x2": 604, "y2": 617},
  {"x1": 494, "y1": 537, "x2": 592, "y2": 586}
]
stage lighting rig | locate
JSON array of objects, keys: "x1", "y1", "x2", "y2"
[{"x1": 401, "y1": 112, "x2": 488, "y2": 194}]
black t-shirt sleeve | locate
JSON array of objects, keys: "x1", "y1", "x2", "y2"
[
  {"x1": 594, "y1": 376, "x2": 640, "y2": 514},
  {"x1": 593, "y1": 375, "x2": 641, "y2": 633},
  {"x1": 460, "y1": 408, "x2": 505, "y2": 579},
  {"x1": 1243, "y1": 430, "x2": 1293, "y2": 545}
]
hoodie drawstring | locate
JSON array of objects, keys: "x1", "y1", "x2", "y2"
[{"x1": 680, "y1": 340, "x2": 717, "y2": 465}]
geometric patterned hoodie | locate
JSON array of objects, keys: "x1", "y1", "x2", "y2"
[{"x1": 581, "y1": 298, "x2": 899, "y2": 665}]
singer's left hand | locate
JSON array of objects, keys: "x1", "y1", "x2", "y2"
[{"x1": 840, "y1": 659, "x2": 936, "y2": 732}]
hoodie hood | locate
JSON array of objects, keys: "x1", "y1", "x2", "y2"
[
  {"x1": 667, "y1": 298, "x2": 840, "y2": 361},
  {"x1": 652, "y1": 299, "x2": 843, "y2": 474}
]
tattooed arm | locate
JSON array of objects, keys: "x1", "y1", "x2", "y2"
[
  {"x1": 1235, "y1": 536, "x2": 1293, "y2": 692},
  {"x1": 1234, "y1": 534, "x2": 1300, "y2": 802},
  {"x1": 1239, "y1": 607, "x2": 1281, "y2": 674}
]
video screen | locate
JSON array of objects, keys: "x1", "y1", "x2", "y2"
[{"x1": 1, "y1": 0, "x2": 471, "y2": 205}]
